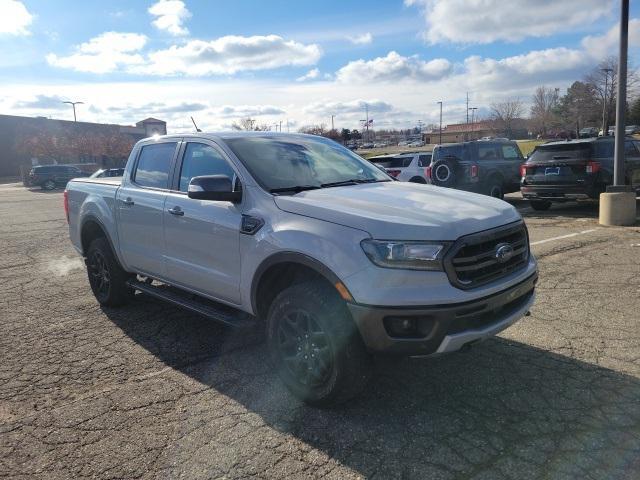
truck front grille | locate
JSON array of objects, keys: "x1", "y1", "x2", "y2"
[{"x1": 444, "y1": 222, "x2": 529, "y2": 289}]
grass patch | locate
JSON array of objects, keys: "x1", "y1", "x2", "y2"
[{"x1": 516, "y1": 139, "x2": 544, "y2": 157}]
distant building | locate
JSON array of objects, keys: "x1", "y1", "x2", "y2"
[
  {"x1": 0, "y1": 114, "x2": 167, "y2": 177},
  {"x1": 423, "y1": 120, "x2": 499, "y2": 144},
  {"x1": 423, "y1": 119, "x2": 528, "y2": 144}
]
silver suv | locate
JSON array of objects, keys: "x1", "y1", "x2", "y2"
[{"x1": 368, "y1": 151, "x2": 432, "y2": 183}]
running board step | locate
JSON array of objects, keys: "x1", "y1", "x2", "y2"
[{"x1": 127, "y1": 280, "x2": 256, "y2": 328}]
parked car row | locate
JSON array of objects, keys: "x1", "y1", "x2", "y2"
[
  {"x1": 26, "y1": 165, "x2": 124, "y2": 190},
  {"x1": 369, "y1": 138, "x2": 522, "y2": 199},
  {"x1": 369, "y1": 136, "x2": 640, "y2": 211}
]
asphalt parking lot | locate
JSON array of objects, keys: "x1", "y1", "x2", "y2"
[{"x1": 1, "y1": 183, "x2": 639, "y2": 479}]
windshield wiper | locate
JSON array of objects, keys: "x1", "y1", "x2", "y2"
[
  {"x1": 269, "y1": 185, "x2": 321, "y2": 194},
  {"x1": 321, "y1": 178, "x2": 389, "y2": 188}
]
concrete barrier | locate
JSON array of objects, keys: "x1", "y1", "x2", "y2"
[{"x1": 599, "y1": 191, "x2": 637, "y2": 226}]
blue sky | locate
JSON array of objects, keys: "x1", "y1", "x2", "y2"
[{"x1": 1, "y1": 0, "x2": 639, "y2": 132}]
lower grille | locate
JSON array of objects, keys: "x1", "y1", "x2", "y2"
[{"x1": 444, "y1": 221, "x2": 529, "y2": 289}]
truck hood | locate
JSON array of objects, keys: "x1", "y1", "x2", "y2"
[{"x1": 274, "y1": 182, "x2": 521, "y2": 240}]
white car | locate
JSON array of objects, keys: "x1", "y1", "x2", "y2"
[
  {"x1": 369, "y1": 151, "x2": 432, "y2": 183},
  {"x1": 408, "y1": 140, "x2": 425, "y2": 147}
]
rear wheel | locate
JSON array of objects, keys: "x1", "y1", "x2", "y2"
[
  {"x1": 86, "y1": 237, "x2": 133, "y2": 307},
  {"x1": 409, "y1": 176, "x2": 426, "y2": 184},
  {"x1": 530, "y1": 200, "x2": 552, "y2": 211},
  {"x1": 267, "y1": 281, "x2": 371, "y2": 406},
  {"x1": 486, "y1": 177, "x2": 504, "y2": 199},
  {"x1": 42, "y1": 180, "x2": 56, "y2": 190}
]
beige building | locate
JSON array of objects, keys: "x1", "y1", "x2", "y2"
[{"x1": 423, "y1": 120, "x2": 499, "y2": 144}]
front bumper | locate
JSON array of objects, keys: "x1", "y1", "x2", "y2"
[{"x1": 347, "y1": 272, "x2": 537, "y2": 356}]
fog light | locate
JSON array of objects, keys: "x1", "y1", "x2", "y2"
[{"x1": 384, "y1": 316, "x2": 417, "y2": 337}]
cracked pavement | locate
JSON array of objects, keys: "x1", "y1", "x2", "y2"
[{"x1": 1, "y1": 184, "x2": 639, "y2": 479}]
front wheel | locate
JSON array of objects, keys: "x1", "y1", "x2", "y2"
[
  {"x1": 267, "y1": 281, "x2": 371, "y2": 406},
  {"x1": 42, "y1": 180, "x2": 56, "y2": 190},
  {"x1": 530, "y1": 200, "x2": 552, "y2": 211}
]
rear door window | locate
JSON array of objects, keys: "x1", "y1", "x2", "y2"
[
  {"x1": 477, "y1": 144, "x2": 500, "y2": 161},
  {"x1": 502, "y1": 144, "x2": 521, "y2": 160},
  {"x1": 370, "y1": 156, "x2": 411, "y2": 168},
  {"x1": 134, "y1": 142, "x2": 177, "y2": 189},
  {"x1": 418, "y1": 154, "x2": 431, "y2": 167}
]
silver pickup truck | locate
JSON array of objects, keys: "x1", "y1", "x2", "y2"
[{"x1": 65, "y1": 132, "x2": 538, "y2": 405}]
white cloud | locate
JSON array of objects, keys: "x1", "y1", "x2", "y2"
[
  {"x1": 217, "y1": 105, "x2": 286, "y2": 117},
  {"x1": 148, "y1": 0, "x2": 191, "y2": 36},
  {"x1": 141, "y1": 35, "x2": 322, "y2": 76},
  {"x1": 347, "y1": 32, "x2": 373, "y2": 45},
  {"x1": 407, "y1": 0, "x2": 615, "y2": 44},
  {"x1": 463, "y1": 47, "x2": 592, "y2": 93},
  {"x1": 303, "y1": 99, "x2": 393, "y2": 117},
  {"x1": 0, "y1": 0, "x2": 33, "y2": 35},
  {"x1": 336, "y1": 51, "x2": 452, "y2": 83},
  {"x1": 47, "y1": 32, "x2": 147, "y2": 74},
  {"x1": 581, "y1": 18, "x2": 640, "y2": 59},
  {"x1": 14, "y1": 94, "x2": 69, "y2": 110},
  {"x1": 296, "y1": 68, "x2": 320, "y2": 82}
]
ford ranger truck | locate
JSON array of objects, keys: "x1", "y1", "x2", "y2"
[{"x1": 65, "y1": 133, "x2": 538, "y2": 406}]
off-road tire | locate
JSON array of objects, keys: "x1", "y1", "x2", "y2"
[
  {"x1": 486, "y1": 176, "x2": 504, "y2": 199},
  {"x1": 86, "y1": 237, "x2": 133, "y2": 307},
  {"x1": 267, "y1": 281, "x2": 372, "y2": 407}
]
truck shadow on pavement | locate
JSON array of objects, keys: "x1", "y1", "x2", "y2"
[{"x1": 102, "y1": 297, "x2": 640, "y2": 478}]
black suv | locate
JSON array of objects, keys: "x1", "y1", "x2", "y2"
[
  {"x1": 520, "y1": 137, "x2": 640, "y2": 210},
  {"x1": 27, "y1": 165, "x2": 87, "y2": 190},
  {"x1": 428, "y1": 139, "x2": 524, "y2": 198}
]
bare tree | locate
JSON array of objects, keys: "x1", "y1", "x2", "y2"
[
  {"x1": 298, "y1": 124, "x2": 327, "y2": 136},
  {"x1": 584, "y1": 56, "x2": 638, "y2": 132},
  {"x1": 490, "y1": 98, "x2": 524, "y2": 138},
  {"x1": 530, "y1": 86, "x2": 560, "y2": 136},
  {"x1": 231, "y1": 117, "x2": 269, "y2": 131}
]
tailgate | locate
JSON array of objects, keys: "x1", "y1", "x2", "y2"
[
  {"x1": 524, "y1": 143, "x2": 591, "y2": 185},
  {"x1": 526, "y1": 160, "x2": 588, "y2": 185}
]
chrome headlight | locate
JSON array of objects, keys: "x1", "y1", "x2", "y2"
[{"x1": 360, "y1": 240, "x2": 450, "y2": 271}]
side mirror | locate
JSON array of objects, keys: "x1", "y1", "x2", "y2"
[{"x1": 188, "y1": 175, "x2": 242, "y2": 203}]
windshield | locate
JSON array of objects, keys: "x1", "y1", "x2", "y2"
[{"x1": 225, "y1": 135, "x2": 390, "y2": 192}]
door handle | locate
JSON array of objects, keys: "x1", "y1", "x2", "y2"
[
  {"x1": 122, "y1": 197, "x2": 134, "y2": 206},
  {"x1": 168, "y1": 206, "x2": 184, "y2": 216}
]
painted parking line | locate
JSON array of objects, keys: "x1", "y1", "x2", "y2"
[{"x1": 530, "y1": 229, "x2": 599, "y2": 246}]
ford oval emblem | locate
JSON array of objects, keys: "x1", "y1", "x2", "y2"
[{"x1": 495, "y1": 243, "x2": 514, "y2": 263}]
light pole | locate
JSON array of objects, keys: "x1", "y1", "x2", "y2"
[
  {"x1": 601, "y1": 68, "x2": 613, "y2": 135},
  {"x1": 63, "y1": 101, "x2": 84, "y2": 122},
  {"x1": 437, "y1": 101, "x2": 443, "y2": 144},
  {"x1": 599, "y1": 0, "x2": 635, "y2": 226},
  {"x1": 469, "y1": 107, "x2": 478, "y2": 139},
  {"x1": 331, "y1": 114, "x2": 335, "y2": 131}
]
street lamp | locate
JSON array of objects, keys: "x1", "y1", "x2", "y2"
[
  {"x1": 437, "y1": 101, "x2": 443, "y2": 144},
  {"x1": 63, "y1": 101, "x2": 84, "y2": 122},
  {"x1": 601, "y1": 68, "x2": 613, "y2": 136},
  {"x1": 469, "y1": 107, "x2": 478, "y2": 139}
]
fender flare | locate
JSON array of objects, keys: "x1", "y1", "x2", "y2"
[
  {"x1": 250, "y1": 251, "x2": 344, "y2": 314},
  {"x1": 79, "y1": 214, "x2": 118, "y2": 259}
]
